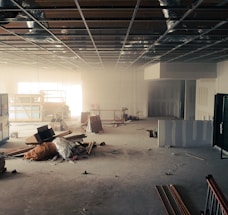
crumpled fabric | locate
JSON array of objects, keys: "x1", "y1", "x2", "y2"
[
  {"x1": 53, "y1": 137, "x2": 73, "y2": 160},
  {"x1": 24, "y1": 142, "x2": 57, "y2": 161}
]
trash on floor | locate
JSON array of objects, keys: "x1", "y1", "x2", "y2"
[
  {"x1": 0, "y1": 124, "x2": 105, "y2": 163},
  {"x1": 24, "y1": 142, "x2": 57, "y2": 161},
  {"x1": 185, "y1": 152, "x2": 205, "y2": 161},
  {"x1": 2, "y1": 146, "x2": 35, "y2": 157},
  {"x1": 0, "y1": 154, "x2": 6, "y2": 173},
  {"x1": 146, "y1": 128, "x2": 157, "y2": 138},
  {"x1": 21, "y1": 124, "x2": 99, "y2": 161},
  {"x1": 25, "y1": 124, "x2": 72, "y2": 145},
  {"x1": 87, "y1": 115, "x2": 103, "y2": 133},
  {"x1": 53, "y1": 137, "x2": 73, "y2": 160}
]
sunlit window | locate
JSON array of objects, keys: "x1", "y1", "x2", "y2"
[{"x1": 17, "y1": 82, "x2": 82, "y2": 117}]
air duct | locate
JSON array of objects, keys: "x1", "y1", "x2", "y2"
[
  {"x1": 9, "y1": 0, "x2": 51, "y2": 42},
  {"x1": 0, "y1": 0, "x2": 22, "y2": 24},
  {"x1": 158, "y1": 0, "x2": 180, "y2": 32},
  {"x1": 20, "y1": 0, "x2": 48, "y2": 31}
]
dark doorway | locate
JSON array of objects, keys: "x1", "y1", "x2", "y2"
[
  {"x1": 213, "y1": 93, "x2": 228, "y2": 156},
  {"x1": 148, "y1": 80, "x2": 185, "y2": 119}
]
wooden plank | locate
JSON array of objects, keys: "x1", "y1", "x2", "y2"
[
  {"x1": 25, "y1": 135, "x2": 39, "y2": 145},
  {"x1": 1, "y1": 146, "x2": 35, "y2": 156},
  {"x1": 87, "y1": 141, "x2": 95, "y2": 155},
  {"x1": 88, "y1": 115, "x2": 103, "y2": 133},
  {"x1": 25, "y1": 130, "x2": 72, "y2": 145},
  {"x1": 54, "y1": 130, "x2": 72, "y2": 138}
]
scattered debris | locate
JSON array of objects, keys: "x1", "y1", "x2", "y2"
[
  {"x1": 127, "y1": 115, "x2": 139, "y2": 120},
  {"x1": 51, "y1": 154, "x2": 59, "y2": 161},
  {"x1": 11, "y1": 169, "x2": 17, "y2": 174},
  {"x1": 25, "y1": 125, "x2": 55, "y2": 144},
  {"x1": 24, "y1": 142, "x2": 57, "y2": 161},
  {"x1": 53, "y1": 137, "x2": 73, "y2": 160},
  {"x1": 82, "y1": 208, "x2": 88, "y2": 213},
  {"x1": 87, "y1": 141, "x2": 96, "y2": 155},
  {"x1": 146, "y1": 128, "x2": 157, "y2": 138},
  {"x1": 185, "y1": 152, "x2": 205, "y2": 161},
  {"x1": 165, "y1": 170, "x2": 173, "y2": 175},
  {"x1": 100, "y1": 142, "x2": 106, "y2": 146},
  {"x1": 25, "y1": 125, "x2": 72, "y2": 145},
  {"x1": 0, "y1": 155, "x2": 6, "y2": 173},
  {"x1": 71, "y1": 155, "x2": 78, "y2": 161},
  {"x1": 87, "y1": 115, "x2": 103, "y2": 133},
  {"x1": 1, "y1": 123, "x2": 105, "y2": 165},
  {"x1": 81, "y1": 112, "x2": 90, "y2": 125},
  {"x1": 3, "y1": 146, "x2": 35, "y2": 157}
]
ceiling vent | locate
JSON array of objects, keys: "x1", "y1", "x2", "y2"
[{"x1": 0, "y1": 0, "x2": 22, "y2": 24}]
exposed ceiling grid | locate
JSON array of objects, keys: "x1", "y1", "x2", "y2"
[{"x1": 0, "y1": 0, "x2": 227, "y2": 70}]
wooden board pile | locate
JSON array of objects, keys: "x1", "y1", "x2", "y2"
[{"x1": 1, "y1": 125, "x2": 97, "y2": 162}]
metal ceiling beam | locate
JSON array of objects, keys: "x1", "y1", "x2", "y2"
[
  {"x1": 74, "y1": 0, "x2": 104, "y2": 69},
  {"x1": 10, "y1": 0, "x2": 87, "y2": 65},
  {"x1": 0, "y1": 25, "x2": 80, "y2": 69},
  {"x1": 0, "y1": 0, "x2": 227, "y2": 68},
  {"x1": 128, "y1": 0, "x2": 205, "y2": 68},
  {"x1": 185, "y1": 44, "x2": 228, "y2": 62},
  {"x1": 2, "y1": 17, "x2": 228, "y2": 22},
  {"x1": 143, "y1": 19, "x2": 227, "y2": 65},
  {"x1": 0, "y1": 33, "x2": 78, "y2": 70},
  {"x1": 205, "y1": 53, "x2": 228, "y2": 62},
  {"x1": 115, "y1": 0, "x2": 141, "y2": 68},
  {"x1": 0, "y1": 6, "x2": 227, "y2": 11},
  {"x1": 166, "y1": 20, "x2": 227, "y2": 62}
]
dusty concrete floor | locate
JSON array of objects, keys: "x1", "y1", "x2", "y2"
[{"x1": 0, "y1": 118, "x2": 228, "y2": 215}]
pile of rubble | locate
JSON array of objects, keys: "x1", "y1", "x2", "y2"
[{"x1": 3, "y1": 125, "x2": 98, "y2": 162}]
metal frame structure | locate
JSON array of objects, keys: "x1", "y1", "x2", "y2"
[{"x1": 0, "y1": 0, "x2": 227, "y2": 71}]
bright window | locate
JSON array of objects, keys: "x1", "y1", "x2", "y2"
[{"x1": 17, "y1": 82, "x2": 82, "y2": 117}]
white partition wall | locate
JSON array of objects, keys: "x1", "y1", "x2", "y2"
[{"x1": 158, "y1": 119, "x2": 213, "y2": 147}]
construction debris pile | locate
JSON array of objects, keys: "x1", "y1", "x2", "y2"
[{"x1": 3, "y1": 125, "x2": 98, "y2": 162}]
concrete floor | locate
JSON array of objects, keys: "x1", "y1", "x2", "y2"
[{"x1": 0, "y1": 118, "x2": 228, "y2": 215}]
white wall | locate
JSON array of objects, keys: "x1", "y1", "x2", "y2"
[
  {"x1": 0, "y1": 63, "x2": 81, "y2": 94},
  {"x1": 0, "y1": 63, "x2": 82, "y2": 116},
  {"x1": 195, "y1": 79, "x2": 216, "y2": 120},
  {"x1": 195, "y1": 60, "x2": 228, "y2": 120},
  {"x1": 144, "y1": 62, "x2": 217, "y2": 80},
  {"x1": 216, "y1": 61, "x2": 228, "y2": 93},
  {"x1": 0, "y1": 63, "x2": 148, "y2": 119},
  {"x1": 81, "y1": 68, "x2": 148, "y2": 118},
  {"x1": 158, "y1": 119, "x2": 213, "y2": 147}
]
